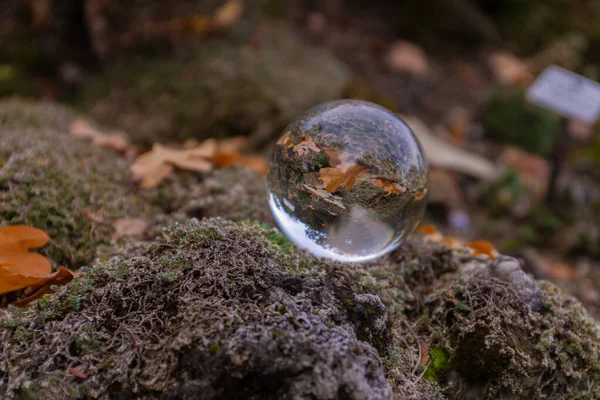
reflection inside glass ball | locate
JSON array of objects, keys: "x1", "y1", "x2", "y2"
[{"x1": 267, "y1": 100, "x2": 428, "y2": 262}]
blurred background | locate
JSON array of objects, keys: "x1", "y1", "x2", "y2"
[{"x1": 1, "y1": 0, "x2": 600, "y2": 315}]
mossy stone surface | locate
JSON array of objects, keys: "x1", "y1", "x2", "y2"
[{"x1": 0, "y1": 98, "x2": 160, "y2": 267}]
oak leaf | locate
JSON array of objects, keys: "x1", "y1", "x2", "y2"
[
  {"x1": 293, "y1": 137, "x2": 321, "y2": 156},
  {"x1": 319, "y1": 164, "x2": 368, "y2": 193},
  {"x1": 69, "y1": 119, "x2": 129, "y2": 153},
  {"x1": 131, "y1": 137, "x2": 266, "y2": 188},
  {"x1": 371, "y1": 179, "x2": 406, "y2": 195},
  {"x1": 0, "y1": 226, "x2": 75, "y2": 306}
]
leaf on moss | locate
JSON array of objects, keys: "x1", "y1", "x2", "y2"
[
  {"x1": 277, "y1": 131, "x2": 294, "y2": 148},
  {"x1": 131, "y1": 137, "x2": 266, "y2": 188},
  {"x1": 0, "y1": 225, "x2": 49, "y2": 253},
  {"x1": 467, "y1": 240, "x2": 500, "y2": 260},
  {"x1": 371, "y1": 178, "x2": 406, "y2": 195},
  {"x1": 293, "y1": 136, "x2": 321, "y2": 156},
  {"x1": 69, "y1": 119, "x2": 129, "y2": 153},
  {"x1": 319, "y1": 165, "x2": 368, "y2": 193},
  {"x1": 0, "y1": 226, "x2": 74, "y2": 306},
  {"x1": 212, "y1": 152, "x2": 268, "y2": 176}
]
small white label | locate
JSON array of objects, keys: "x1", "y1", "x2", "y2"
[{"x1": 526, "y1": 65, "x2": 600, "y2": 124}]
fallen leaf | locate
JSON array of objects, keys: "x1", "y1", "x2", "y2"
[
  {"x1": 419, "y1": 341, "x2": 430, "y2": 365},
  {"x1": 293, "y1": 137, "x2": 321, "y2": 157},
  {"x1": 0, "y1": 253, "x2": 51, "y2": 277},
  {"x1": 69, "y1": 119, "x2": 129, "y2": 152},
  {"x1": 214, "y1": 0, "x2": 244, "y2": 28},
  {"x1": 0, "y1": 266, "x2": 74, "y2": 302},
  {"x1": 371, "y1": 179, "x2": 406, "y2": 195},
  {"x1": 0, "y1": 225, "x2": 49, "y2": 252},
  {"x1": 487, "y1": 51, "x2": 532, "y2": 86},
  {"x1": 130, "y1": 137, "x2": 265, "y2": 188},
  {"x1": 277, "y1": 131, "x2": 294, "y2": 148},
  {"x1": 69, "y1": 367, "x2": 89, "y2": 380},
  {"x1": 417, "y1": 225, "x2": 439, "y2": 235},
  {"x1": 212, "y1": 153, "x2": 268, "y2": 175},
  {"x1": 319, "y1": 164, "x2": 369, "y2": 193},
  {"x1": 112, "y1": 218, "x2": 150, "y2": 241},
  {"x1": 386, "y1": 41, "x2": 430, "y2": 77},
  {"x1": 467, "y1": 240, "x2": 500, "y2": 260}
]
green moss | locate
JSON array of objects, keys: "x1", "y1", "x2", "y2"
[
  {"x1": 0, "y1": 99, "x2": 160, "y2": 268},
  {"x1": 208, "y1": 343, "x2": 222, "y2": 355}
]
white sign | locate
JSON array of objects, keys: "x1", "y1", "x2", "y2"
[{"x1": 526, "y1": 65, "x2": 600, "y2": 124}]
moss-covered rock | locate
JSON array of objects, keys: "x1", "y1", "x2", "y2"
[
  {"x1": 143, "y1": 167, "x2": 273, "y2": 225},
  {"x1": 79, "y1": 21, "x2": 349, "y2": 146},
  {"x1": 0, "y1": 98, "x2": 161, "y2": 267},
  {"x1": 1, "y1": 216, "x2": 598, "y2": 399},
  {"x1": 0, "y1": 219, "x2": 395, "y2": 399}
]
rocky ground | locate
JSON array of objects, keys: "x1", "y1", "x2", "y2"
[
  {"x1": 1, "y1": 99, "x2": 599, "y2": 399},
  {"x1": 2, "y1": 0, "x2": 600, "y2": 398}
]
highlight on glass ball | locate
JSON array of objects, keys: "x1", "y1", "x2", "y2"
[{"x1": 267, "y1": 99, "x2": 429, "y2": 262}]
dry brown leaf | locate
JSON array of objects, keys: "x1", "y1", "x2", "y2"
[
  {"x1": 277, "y1": 131, "x2": 294, "y2": 148},
  {"x1": 467, "y1": 241, "x2": 500, "y2": 260},
  {"x1": 371, "y1": 179, "x2": 406, "y2": 195},
  {"x1": 112, "y1": 218, "x2": 150, "y2": 241},
  {"x1": 293, "y1": 137, "x2": 321, "y2": 156},
  {"x1": 319, "y1": 164, "x2": 369, "y2": 193},
  {"x1": 419, "y1": 341, "x2": 430, "y2": 365},
  {"x1": 69, "y1": 119, "x2": 128, "y2": 152},
  {"x1": 212, "y1": 152, "x2": 268, "y2": 176},
  {"x1": 214, "y1": 0, "x2": 244, "y2": 28},
  {"x1": 216, "y1": 137, "x2": 248, "y2": 154},
  {"x1": 131, "y1": 137, "x2": 265, "y2": 188}
]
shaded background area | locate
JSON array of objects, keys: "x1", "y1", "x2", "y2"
[{"x1": 1, "y1": 0, "x2": 600, "y2": 316}]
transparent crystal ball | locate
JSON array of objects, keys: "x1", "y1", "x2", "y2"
[{"x1": 267, "y1": 100, "x2": 429, "y2": 262}]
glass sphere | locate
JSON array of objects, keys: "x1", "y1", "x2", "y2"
[{"x1": 267, "y1": 100, "x2": 428, "y2": 262}]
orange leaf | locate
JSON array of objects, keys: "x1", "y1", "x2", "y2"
[
  {"x1": 371, "y1": 178, "x2": 406, "y2": 195},
  {"x1": 467, "y1": 240, "x2": 499, "y2": 260},
  {"x1": 319, "y1": 165, "x2": 369, "y2": 193},
  {"x1": 0, "y1": 225, "x2": 49, "y2": 252},
  {"x1": 0, "y1": 253, "x2": 52, "y2": 277},
  {"x1": 2, "y1": 266, "x2": 75, "y2": 306},
  {"x1": 212, "y1": 152, "x2": 268, "y2": 175},
  {"x1": 319, "y1": 167, "x2": 346, "y2": 192},
  {"x1": 417, "y1": 225, "x2": 438, "y2": 235}
]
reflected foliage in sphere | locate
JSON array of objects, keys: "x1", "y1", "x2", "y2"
[{"x1": 267, "y1": 100, "x2": 428, "y2": 262}]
